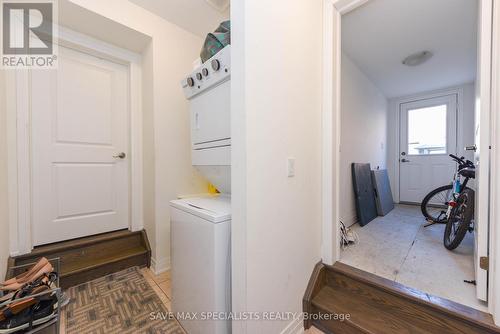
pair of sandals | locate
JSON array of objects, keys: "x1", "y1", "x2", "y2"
[
  {"x1": 1, "y1": 257, "x2": 53, "y2": 292},
  {"x1": 0, "y1": 258, "x2": 59, "y2": 333}
]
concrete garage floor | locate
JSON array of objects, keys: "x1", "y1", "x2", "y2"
[{"x1": 340, "y1": 204, "x2": 488, "y2": 312}]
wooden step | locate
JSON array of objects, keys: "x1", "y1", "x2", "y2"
[
  {"x1": 303, "y1": 261, "x2": 500, "y2": 334},
  {"x1": 7, "y1": 230, "x2": 151, "y2": 288}
]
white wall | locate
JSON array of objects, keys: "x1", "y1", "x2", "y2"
[
  {"x1": 340, "y1": 53, "x2": 388, "y2": 226},
  {"x1": 0, "y1": 70, "x2": 9, "y2": 279},
  {"x1": 231, "y1": 0, "x2": 323, "y2": 333},
  {"x1": 387, "y1": 83, "x2": 476, "y2": 201},
  {"x1": 61, "y1": 0, "x2": 209, "y2": 273}
]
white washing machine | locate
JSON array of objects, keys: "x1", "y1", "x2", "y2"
[{"x1": 171, "y1": 196, "x2": 231, "y2": 334}]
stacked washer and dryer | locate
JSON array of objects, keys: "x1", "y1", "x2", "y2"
[{"x1": 170, "y1": 45, "x2": 231, "y2": 334}]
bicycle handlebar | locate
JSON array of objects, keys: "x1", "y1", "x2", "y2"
[
  {"x1": 449, "y1": 154, "x2": 474, "y2": 168},
  {"x1": 449, "y1": 154, "x2": 464, "y2": 163}
]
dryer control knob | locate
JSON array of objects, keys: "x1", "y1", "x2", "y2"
[
  {"x1": 196, "y1": 72, "x2": 203, "y2": 80},
  {"x1": 211, "y1": 59, "x2": 221, "y2": 71},
  {"x1": 187, "y1": 77, "x2": 195, "y2": 87},
  {"x1": 202, "y1": 68, "x2": 209, "y2": 77}
]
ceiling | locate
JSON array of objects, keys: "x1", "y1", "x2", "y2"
[
  {"x1": 342, "y1": 0, "x2": 478, "y2": 98},
  {"x1": 128, "y1": 0, "x2": 229, "y2": 37},
  {"x1": 60, "y1": 0, "x2": 151, "y2": 53}
]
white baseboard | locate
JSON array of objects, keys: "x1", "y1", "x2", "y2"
[
  {"x1": 151, "y1": 256, "x2": 170, "y2": 275},
  {"x1": 280, "y1": 314, "x2": 304, "y2": 334}
]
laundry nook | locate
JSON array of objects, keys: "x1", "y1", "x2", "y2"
[{"x1": 171, "y1": 45, "x2": 231, "y2": 334}]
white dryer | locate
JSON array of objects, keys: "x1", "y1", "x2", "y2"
[
  {"x1": 170, "y1": 196, "x2": 231, "y2": 334},
  {"x1": 181, "y1": 45, "x2": 231, "y2": 193}
]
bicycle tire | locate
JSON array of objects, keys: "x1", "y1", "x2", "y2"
[
  {"x1": 444, "y1": 188, "x2": 474, "y2": 250},
  {"x1": 421, "y1": 185, "x2": 454, "y2": 223}
]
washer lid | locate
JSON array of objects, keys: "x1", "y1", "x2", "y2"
[{"x1": 170, "y1": 196, "x2": 231, "y2": 223}]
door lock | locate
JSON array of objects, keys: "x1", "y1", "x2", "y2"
[{"x1": 113, "y1": 152, "x2": 126, "y2": 159}]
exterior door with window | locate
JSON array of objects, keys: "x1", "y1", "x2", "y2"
[{"x1": 399, "y1": 94, "x2": 458, "y2": 203}]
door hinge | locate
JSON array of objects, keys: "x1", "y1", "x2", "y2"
[{"x1": 480, "y1": 256, "x2": 489, "y2": 271}]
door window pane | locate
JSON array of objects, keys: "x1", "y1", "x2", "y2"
[{"x1": 408, "y1": 104, "x2": 447, "y2": 155}]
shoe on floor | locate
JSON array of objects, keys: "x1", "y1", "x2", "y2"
[
  {"x1": 1, "y1": 258, "x2": 49, "y2": 287},
  {"x1": 0, "y1": 292, "x2": 58, "y2": 333},
  {"x1": 0, "y1": 263, "x2": 54, "y2": 292}
]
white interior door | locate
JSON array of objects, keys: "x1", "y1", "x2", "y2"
[
  {"x1": 399, "y1": 94, "x2": 458, "y2": 203},
  {"x1": 472, "y1": 0, "x2": 492, "y2": 302},
  {"x1": 32, "y1": 45, "x2": 129, "y2": 246}
]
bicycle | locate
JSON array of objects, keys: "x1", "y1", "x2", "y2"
[{"x1": 420, "y1": 154, "x2": 475, "y2": 250}]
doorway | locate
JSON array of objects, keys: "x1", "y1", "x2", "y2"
[
  {"x1": 31, "y1": 45, "x2": 130, "y2": 245},
  {"x1": 7, "y1": 27, "x2": 144, "y2": 254},
  {"x1": 324, "y1": 0, "x2": 493, "y2": 314}
]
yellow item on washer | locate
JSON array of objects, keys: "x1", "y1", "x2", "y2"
[{"x1": 208, "y1": 183, "x2": 219, "y2": 194}]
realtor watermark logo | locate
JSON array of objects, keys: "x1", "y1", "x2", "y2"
[{"x1": 1, "y1": 0, "x2": 58, "y2": 68}]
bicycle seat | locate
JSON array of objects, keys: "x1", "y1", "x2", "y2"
[{"x1": 459, "y1": 167, "x2": 475, "y2": 179}]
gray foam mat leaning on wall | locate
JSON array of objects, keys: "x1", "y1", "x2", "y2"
[
  {"x1": 371, "y1": 169, "x2": 394, "y2": 216},
  {"x1": 351, "y1": 163, "x2": 378, "y2": 226}
]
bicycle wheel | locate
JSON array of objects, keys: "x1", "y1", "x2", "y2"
[
  {"x1": 421, "y1": 185, "x2": 453, "y2": 223},
  {"x1": 444, "y1": 188, "x2": 474, "y2": 250}
]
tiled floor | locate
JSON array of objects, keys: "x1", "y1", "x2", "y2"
[
  {"x1": 340, "y1": 204, "x2": 488, "y2": 312},
  {"x1": 141, "y1": 267, "x2": 173, "y2": 311},
  {"x1": 140, "y1": 268, "x2": 188, "y2": 333},
  {"x1": 141, "y1": 268, "x2": 191, "y2": 333}
]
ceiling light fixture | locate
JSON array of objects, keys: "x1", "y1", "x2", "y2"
[{"x1": 402, "y1": 51, "x2": 433, "y2": 66}]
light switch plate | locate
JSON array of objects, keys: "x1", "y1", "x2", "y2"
[{"x1": 287, "y1": 158, "x2": 295, "y2": 177}]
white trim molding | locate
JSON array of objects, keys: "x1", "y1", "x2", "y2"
[
  {"x1": 7, "y1": 26, "x2": 144, "y2": 254},
  {"x1": 6, "y1": 70, "x2": 32, "y2": 256},
  {"x1": 322, "y1": 0, "x2": 369, "y2": 265},
  {"x1": 321, "y1": 0, "x2": 335, "y2": 265},
  {"x1": 489, "y1": 0, "x2": 500, "y2": 323},
  {"x1": 279, "y1": 314, "x2": 304, "y2": 334},
  {"x1": 333, "y1": 0, "x2": 370, "y2": 14}
]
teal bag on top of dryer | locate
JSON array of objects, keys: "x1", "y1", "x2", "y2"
[{"x1": 200, "y1": 20, "x2": 230, "y2": 63}]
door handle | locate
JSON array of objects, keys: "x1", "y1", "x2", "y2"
[
  {"x1": 401, "y1": 158, "x2": 411, "y2": 163},
  {"x1": 113, "y1": 152, "x2": 126, "y2": 159},
  {"x1": 465, "y1": 145, "x2": 477, "y2": 152}
]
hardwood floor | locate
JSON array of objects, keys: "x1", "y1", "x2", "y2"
[
  {"x1": 305, "y1": 326, "x2": 326, "y2": 333},
  {"x1": 8, "y1": 230, "x2": 151, "y2": 288},
  {"x1": 304, "y1": 262, "x2": 500, "y2": 334}
]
